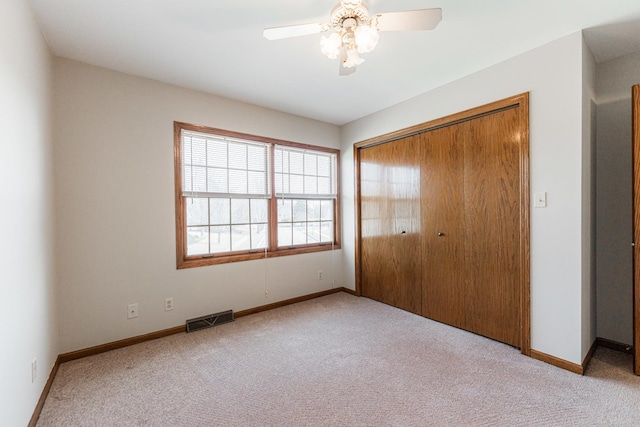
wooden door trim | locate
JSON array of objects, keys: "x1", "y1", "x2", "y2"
[
  {"x1": 519, "y1": 95, "x2": 531, "y2": 356},
  {"x1": 354, "y1": 93, "x2": 528, "y2": 149},
  {"x1": 633, "y1": 84, "x2": 640, "y2": 375},
  {"x1": 353, "y1": 93, "x2": 530, "y2": 354},
  {"x1": 354, "y1": 143, "x2": 363, "y2": 297}
]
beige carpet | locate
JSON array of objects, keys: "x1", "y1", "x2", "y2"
[{"x1": 38, "y1": 293, "x2": 640, "y2": 426}]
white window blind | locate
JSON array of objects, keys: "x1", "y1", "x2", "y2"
[
  {"x1": 182, "y1": 130, "x2": 270, "y2": 198},
  {"x1": 274, "y1": 146, "x2": 337, "y2": 199}
]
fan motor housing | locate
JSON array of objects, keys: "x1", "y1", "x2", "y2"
[{"x1": 330, "y1": 2, "x2": 370, "y2": 26}]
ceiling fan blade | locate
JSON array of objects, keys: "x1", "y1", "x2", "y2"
[
  {"x1": 374, "y1": 8, "x2": 442, "y2": 32},
  {"x1": 263, "y1": 23, "x2": 328, "y2": 40}
]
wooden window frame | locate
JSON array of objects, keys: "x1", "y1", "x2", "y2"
[{"x1": 174, "y1": 122, "x2": 341, "y2": 269}]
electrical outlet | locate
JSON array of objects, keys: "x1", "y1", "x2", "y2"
[
  {"x1": 31, "y1": 358, "x2": 37, "y2": 383},
  {"x1": 317, "y1": 270, "x2": 323, "y2": 280},
  {"x1": 264, "y1": 290, "x2": 269, "y2": 299},
  {"x1": 165, "y1": 297, "x2": 173, "y2": 311},
  {"x1": 127, "y1": 303, "x2": 139, "y2": 319}
]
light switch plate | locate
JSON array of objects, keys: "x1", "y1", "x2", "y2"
[
  {"x1": 127, "y1": 303, "x2": 139, "y2": 319},
  {"x1": 534, "y1": 192, "x2": 547, "y2": 208}
]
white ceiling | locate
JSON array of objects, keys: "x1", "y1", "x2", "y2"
[{"x1": 28, "y1": 0, "x2": 640, "y2": 125}]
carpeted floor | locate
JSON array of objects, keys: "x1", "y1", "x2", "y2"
[{"x1": 38, "y1": 293, "x2": 640, "y2": 426}]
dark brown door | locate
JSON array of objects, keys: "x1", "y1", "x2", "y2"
[
  {"x1": 421, "y1": 123, "x2": 466, "y2": 329},
  {"x1": 360, "y1": 136, "x2": 422, "y2": 315},
  {"x1": 633, "y1": 83, "x2": 640, "y2": 375},
  {"x1": 463, "y1": 108, "x2": 521, "y2": 347}
]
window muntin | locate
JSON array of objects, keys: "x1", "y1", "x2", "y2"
[{"x1": 175, "y1": 122, "x2": 340, "y2": 268}]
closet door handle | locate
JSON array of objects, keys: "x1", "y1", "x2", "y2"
[{"x1": 437, "y1": 232, "x2": 445, "y2": 237}]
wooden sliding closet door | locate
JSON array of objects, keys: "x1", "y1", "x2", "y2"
[
  {"x1": 360, "y1": 136, "x2": 422, "y2": 314},
  {"x1": 464, "y1": 108, "x2": 521, "y2": 347},
  {"x1": 356, "y1": 94, "x2": 529, "y2": 351},
  {"x1": 420, "y1": 108, "x2": 521, "y2": 347},
  {"x1": 421, "y1": 124, "x2": 466, "y2": 328}
]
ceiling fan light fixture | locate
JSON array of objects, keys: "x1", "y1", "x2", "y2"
[
  {"x1": 344, "y1": 47, "x2": 364, "y2": 68},
  {"x1": 354, "y1": 24, "x2": 379, "y2": 53},
  {"x1": 320, "y1": 32, "x2": 342, "y2": 59}
]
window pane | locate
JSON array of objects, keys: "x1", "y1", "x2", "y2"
[
  {"x1": 321, "y1": 221, "x2": 333, "y2": 243},
  {"x1": 210, "y1": 226, "x2": 230, "y2": 253},
  {"x1": 274, "y1": 149, "x2": 283, "y2": 173},
  {"x1": 308, "y1": 222, "x2": 321, "y2": 243},
  {"x1": 304, "y1": 153, "x2": 317, "y2": 175},
  {"x1": 247, "y1": 145, "x2": 266, "y2": 171},
  {"x1": 290, "y1": 151, "x2": 304, "y2": 174},
  {"x1": 292, "y1": 222, "x2": 307, "y2": 245},
  {"x1": 228, "y1": 143, "x2": 247, "y2": 170},
  {"x1": 251, "y1": 199, "x2": 268, "y2": 223},
  {"x1": 248, "y1": 171, "x2": 267, "y2": 194},
  {"x1": 290, "y1": 174, "x2": 303, "y2": 194},
  {"x1": 317, "y1": 156, "x2": 330, "y2": 177},
  {"x1": 187, "y1": 226, "x2": 209, "y2": 256},
  {"x1": 210, "y1": 198, "x2": 230, "y2": 225},
  {"x1": 292, "y1": 200, "x2": 306, "y2": 222},
  {"x1": 191, "y1": 137, "x2": 207, "y2": 166},
  {"x1": 183, "y1": 137, "x2": 192, "y2": 165},
  {"x1": 186, "y1": 198, "x2": 208, "y2": 226},
  {"x1": 304, "y1": 176, "x2": 318, "y2": 194},
  {"x1": 207, "y1": 140, "x2": 227, "y2": 168},
  {"x1": 183, "y1": 165, "x2": 193, "y2": 192},
  {"x1": 307, "y1": 200, "x2": 320, "y2": 221},
  {"x1": 321, "y1": 200, "x2": 333, "y2": 221},
  {"x1": 275, "y1": 150, "x2": 289, "y2": 173},
  {"x1": 231, "y1": 199, "x2": 250, "y2": 224},
  {"x1": 208, "y1": 168, "x2": 228, "y2": 193},
  {"x1": 231, "y1": 225, "x2": 251, "y2": 251},
  {"x1": 191, "y1": 166, "x2": 207, "y2": 192},
  {"x1": 278, "y1": 199, "x2": 292, "y2": 222},
  {"x1": 278, "y1": 223, "x2": 292, "y2": 247},
  {"x1": 251, "y1": 224, "x2": 268, "y2": 249},
  {"x1": 228, "y1": 169, "x2": 248, "y2": 194},
  {"x1": 318, "y1": 177, "x2": 330, "y2": 194}
]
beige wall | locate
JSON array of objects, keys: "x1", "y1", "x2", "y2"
[
  {"x1": 0, "y1": 0, "x2": 57, "y2": 425},
  {"x1": 53, "y1": 58, "x2": 344, "y2": 353}
]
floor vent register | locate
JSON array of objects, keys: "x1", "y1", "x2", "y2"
[{"x1": 186, "y1": 310, "x2": 234, "y2": 333}]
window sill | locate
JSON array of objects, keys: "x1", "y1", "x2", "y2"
[{"x1": 177, "y1": 243, "x2": 341, "y2": 269}]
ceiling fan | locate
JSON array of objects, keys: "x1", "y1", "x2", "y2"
[{"x1": 263, "y1": 0, "x2": 442, "y2": 75}]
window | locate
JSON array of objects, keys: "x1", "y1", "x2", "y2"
[{"x1": 174, "y1": 122, "x2": 340, "y2": 268}]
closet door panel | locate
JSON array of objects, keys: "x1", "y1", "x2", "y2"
[
  {"x1": 421, "y1": 125, "x2": 466, "y2": 328},
  {"x1": 464, "y1": 108, "x2": 521, "y2": 347},
  {"x1": 360, "y1": 137, "x2": 422, "y2": 314}
]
